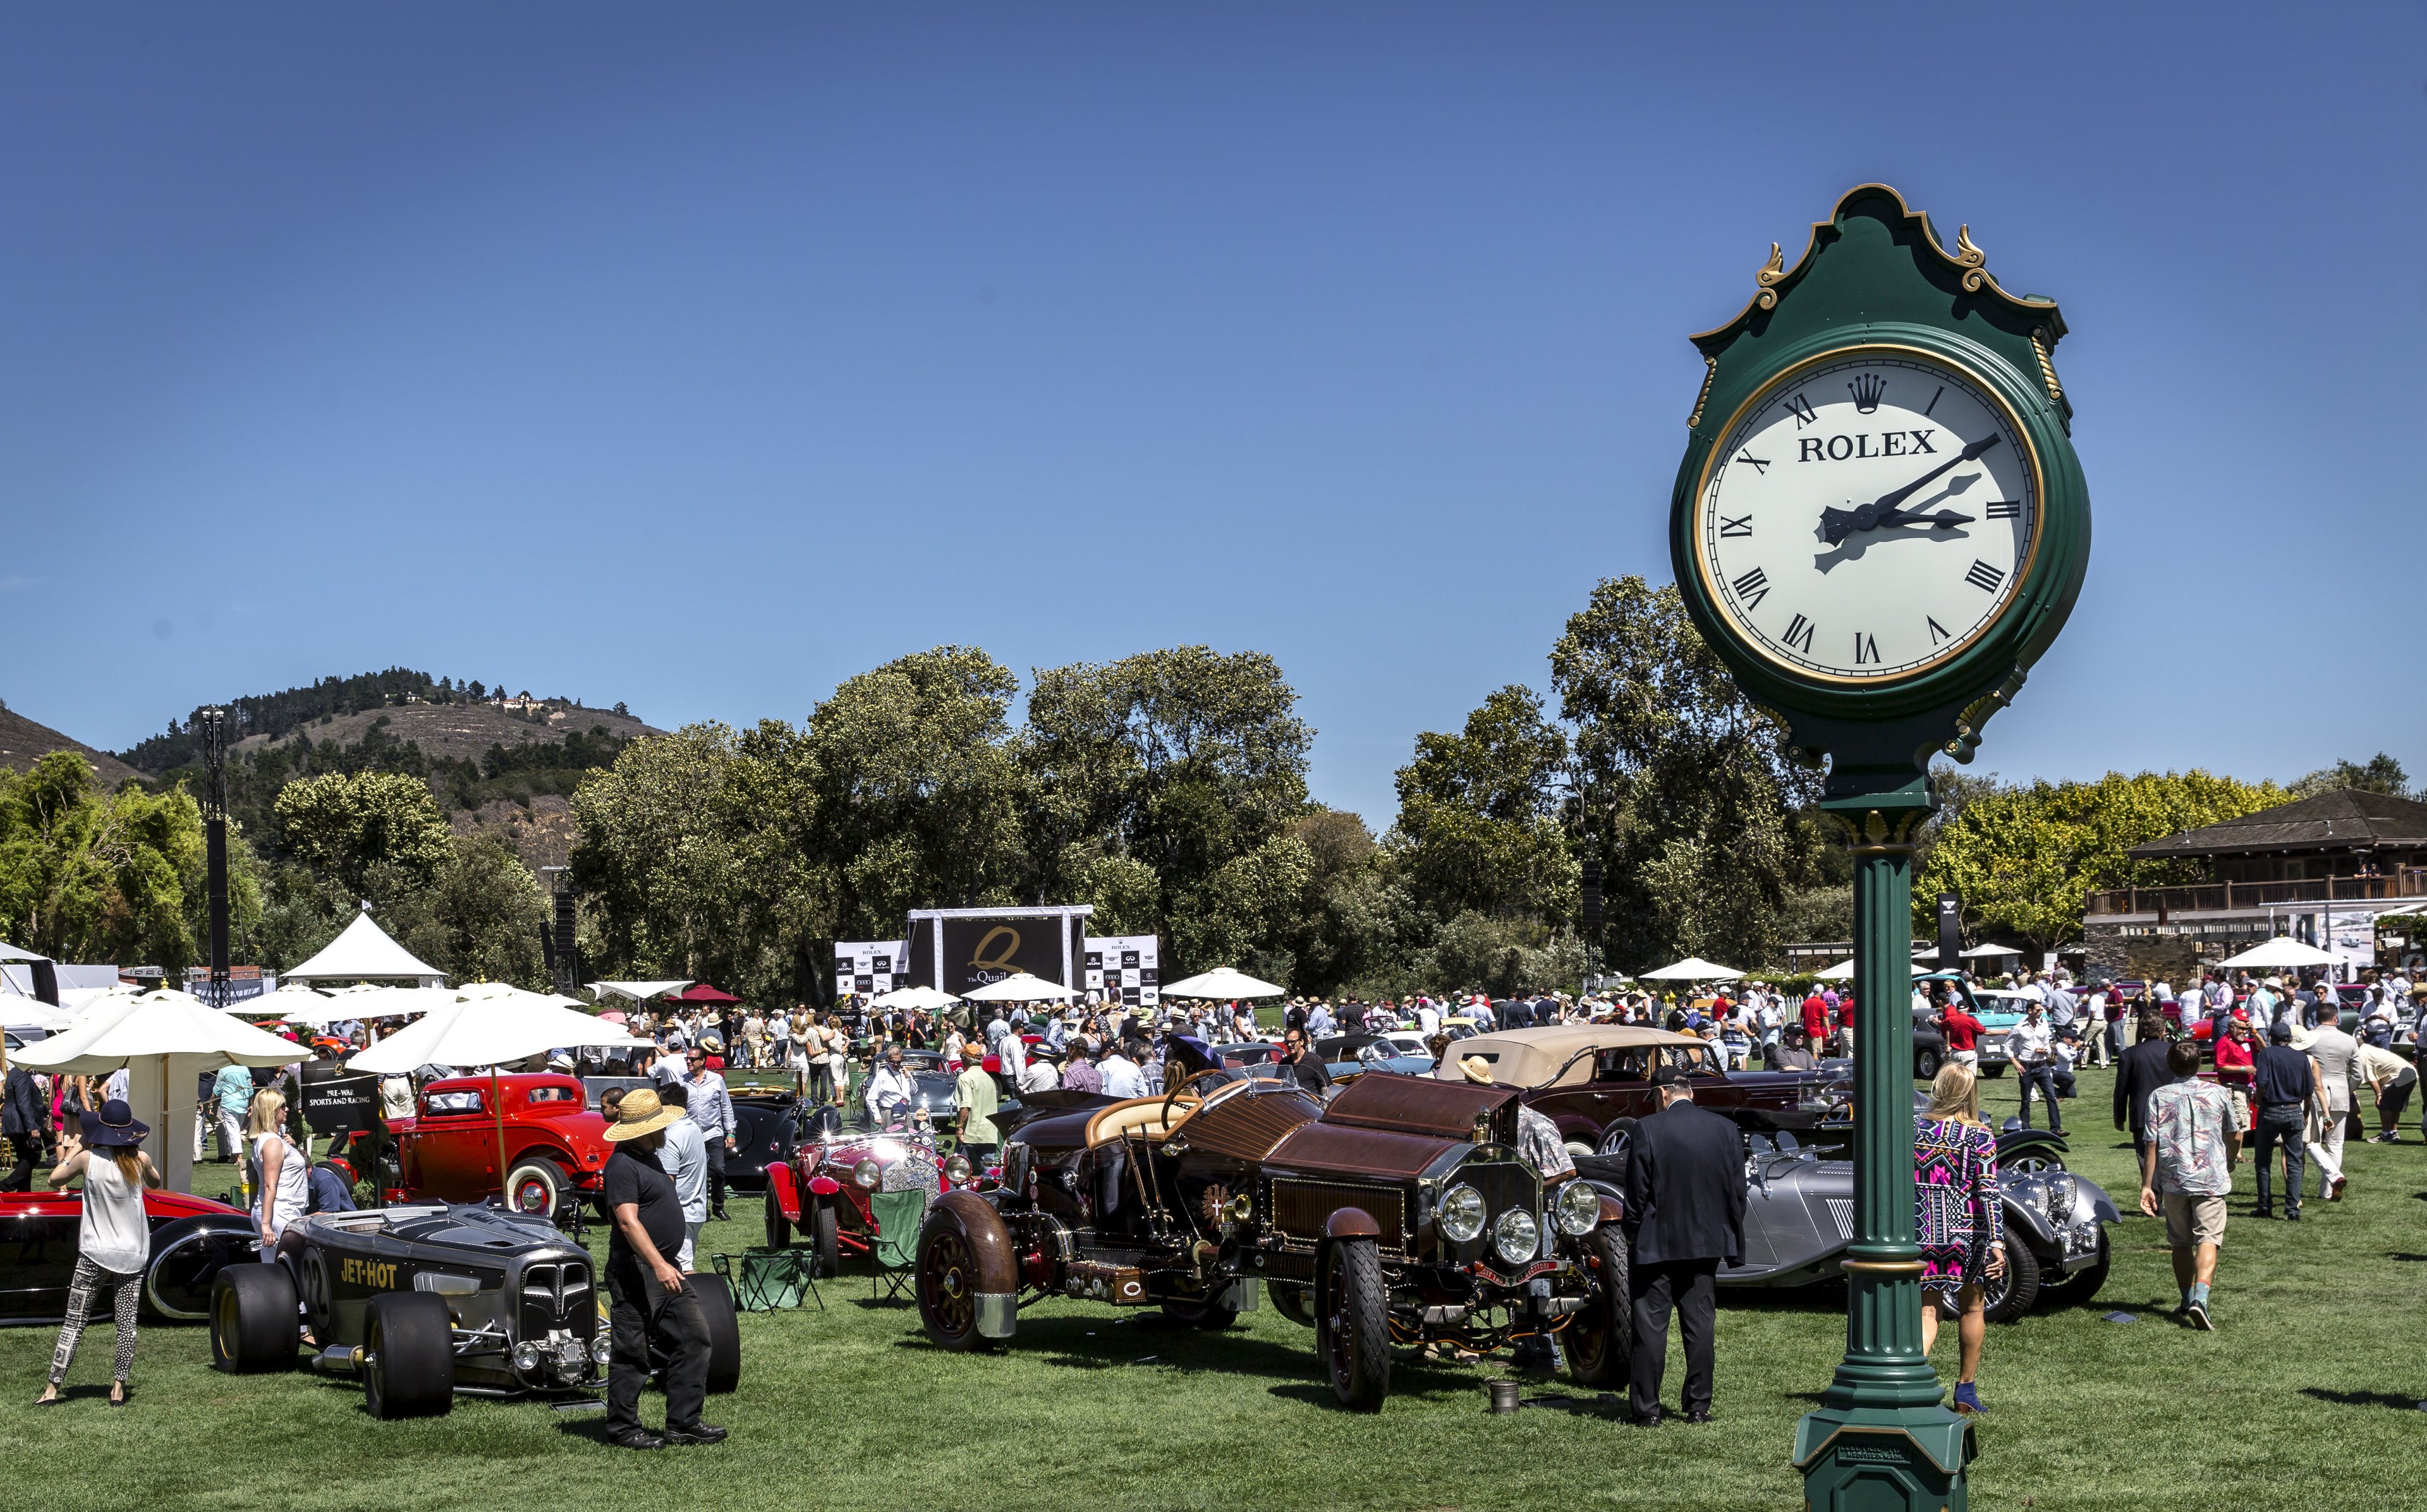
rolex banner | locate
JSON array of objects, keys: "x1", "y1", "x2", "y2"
[
  {"x1": 904, "y1": 907, "x2": 1091, "y2": 999},
  {"x1": 1085, "y1": 934, "x2": 1159, "y2": 1009},
  {"x1": 835, "y1": 940, "x2": 908, "y2": 1001}
]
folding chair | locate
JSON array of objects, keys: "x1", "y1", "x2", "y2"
[
  {"x1": 868, "y1": 1190, "x2": 927, "y2": 1303},
  {"x1": 714, "y1": 1246, "x2": 824, "y2": 1312}
]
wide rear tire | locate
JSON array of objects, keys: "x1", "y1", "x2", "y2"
[
  {"x1": 363, "y1": 1292, "x2": 455, "y2": 1418},
  {"x1": 1564, "y1": 1223, "x2": 1633, "y2": 1388},
  {"x1": 689, "y1": 1273, "x2": 743, "y2": 1394},
  {"x1": 1318, "y1": 1238, "x2": 1390, "y2": 1411},
  {"x1": 210, "y1": 1263, "x2": 298, "y2": 1374}
]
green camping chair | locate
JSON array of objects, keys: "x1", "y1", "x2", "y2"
[
  {"x1": 869, "y1": 1190, "x2": 927, "y2": 1304},
  {"x1": 714, "y1": 1245, "x2": 823, "y2": 1313}
]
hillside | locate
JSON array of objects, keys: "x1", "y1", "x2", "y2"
[
  {"x1": 0, "y1": 705, "x2": 142, "y2": 787},
  {"x1": 229, "y1": 699, "x2": 657, "y2": 768}
]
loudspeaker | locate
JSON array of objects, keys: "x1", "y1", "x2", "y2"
[{"x1": 1937, "y1": 893, "x2": 1962, "y2": 972}]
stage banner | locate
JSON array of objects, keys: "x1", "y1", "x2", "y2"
[
  {"x1": 1085, "y1": 934, "x2": 1160, "y2": 1009},
  {"x1": 904, "y1": 908, "x2": 1090, "y2": 998},
  {"x1": 835, "y1": 940, "x2": 908, "y2": 1000}
]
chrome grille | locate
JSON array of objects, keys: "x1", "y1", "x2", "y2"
[{"x1": 520, "y1": 1260, "x2": 592, "y2": 1338}]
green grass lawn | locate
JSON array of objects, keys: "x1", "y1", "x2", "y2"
[{"x1": 8, "y1": 1065, "x2": 2422, "y2": 1511}]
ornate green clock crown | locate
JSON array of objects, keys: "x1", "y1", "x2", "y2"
[{"x1": 1667, "y1": 184, "x2": 2091, "y2": 793}]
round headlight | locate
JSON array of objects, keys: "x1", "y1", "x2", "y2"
[
  {"x1": 1439, "y1": 1183, "x2": 1486, "y2": 1244},
  {"x1": 590, "y1": 1333, "x2": 612, "y2": 1364},
  {"x1": 854, "y1": 1158, "x2": 881, "y2": 1188},
  {"x1": 1555, "y1": 1180, "x2": 1602, "y2": 1237},
  {"x1": 2045, "y1": 1173, "x2": 2079, "y2": 1222},
  {"x1": 513, "y1": 1341, "x2": 542, "y2": 1373},
  {"x1": 1493, "y1": 1208, "x2": 1540, "y2": 1266},
  {"x1": 944, "y1": 1154, "x2": 973, "y2": 1183}
]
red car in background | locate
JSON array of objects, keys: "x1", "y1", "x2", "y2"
[
  {"x1": 0, "y1": 1188, "x2": 256, "y2": 1322},
  {"x1": 379, "y1": 1073, "x2": 614, "y2": 1222}
]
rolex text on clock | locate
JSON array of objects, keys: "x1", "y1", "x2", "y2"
[{"x1": 1692, "y1": 346, "x2": 2040, "y2": 684}]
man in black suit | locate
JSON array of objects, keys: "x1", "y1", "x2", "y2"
[
  {"x1": 1621, "y1": 1063, "x2": 1746, "y2": 1425},
  {"x1": 2114, "y1": 1010, "x2": 2175, "y2": 1162},
  {"x1": 1, "y1": 1064, "x2": 43, "y2": 1190}
]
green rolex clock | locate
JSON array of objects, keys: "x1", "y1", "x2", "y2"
[{"x1": 1667, "y1": 186, "x2": 2090, "y2": 1512}]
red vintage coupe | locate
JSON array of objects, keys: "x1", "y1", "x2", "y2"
[{"x1": 380, "y1": 1072, "x2": 614, "y2": 1221}]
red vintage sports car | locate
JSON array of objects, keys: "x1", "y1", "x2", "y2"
[
  {"x1": 0, "y1": 1188, "x2": 257, "y2": 1322},
  {"x1": 377, "y1": 1072, "x2": 614, "y2": 1221},
  {"x1": 762, "y1": 1116, "x2": 983, "y2": 1276}
]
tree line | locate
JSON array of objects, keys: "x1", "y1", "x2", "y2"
[{"x1": 1, "y1": 581, "x2": 2409, "y2": 996}]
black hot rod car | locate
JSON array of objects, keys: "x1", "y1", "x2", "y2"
[
  {"x1": 915, "y1": 1053, "x2": 1631, "y2": 1410},
  {"x1": 210, "y1": 1202, "x2": 741, "y2": 1417}
]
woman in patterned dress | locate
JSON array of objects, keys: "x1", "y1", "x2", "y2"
[{"x1": 1914, "y1": 1063, "x2": 2005, "y2": 1413}]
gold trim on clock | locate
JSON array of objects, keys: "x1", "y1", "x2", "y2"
[{"x1": 1688, "y1": 342, "x2": 2048, "y2": 689}]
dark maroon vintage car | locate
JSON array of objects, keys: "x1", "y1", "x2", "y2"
[
  {"x1": 1433, "y1": 1025, "x2": 1828, "y2": 1156},
  {"x1": 0, "y1": 1188, "x2": 257, "y2": 1323},
  {"x1": 915, "y1": 1062, "x2": 1630, "y2": 1410}
]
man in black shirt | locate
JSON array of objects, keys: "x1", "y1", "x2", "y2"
[
  {"x1": 1279, "y1": 1029, "x2": 1330, "y2": 1098},
  {"x1": 600, "y1": 1087, "x2": 722, "y2": 1449},
  {"x1": 2251, "y1": 1020, "x2": 2323, "y2": 1221}
]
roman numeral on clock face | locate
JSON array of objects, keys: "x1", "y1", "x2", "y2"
[
  {"x1": 1731, "y1": 566, "x2": 1769, "y2": 608},
  {"x1": 1853, "y1": 632, "x2": 1880, "y2": 665},
  {"x1": 1736, "y1": 452, "x2": 1770, "y2": 474},
  {"x1": 1719, "y1": 514, "x2": 1753, "y2": 538},
  {"x1": 1985, "y1": 500, "x2": 2021, "y2": 519},
  {"x1": 1782, "y1": 613, "x2": 1815, "y2": 653},
  {"x1": 1964, "y1": 560, "x2": 2007, "y2": 593},
  {"x1": 1927, "y1": 615, "x2": 1951, "y2": 644},
  {"x1": 1782, "y1": 393, "x2": 1818, "y2": 427}
]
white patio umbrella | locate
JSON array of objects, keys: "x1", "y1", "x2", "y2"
[
  {"x1": 349, "y1": 988, "x2": 650, "y2": 1201},
  {"x1": 2217, "y1": 936, "x2": 2339, "y2": 970},
  {"x1": 962, "y1": 972, "x2": 1077, "y2": 1002},
  {"x1": 1640, "y1": 957, "x2": 1744, "y2": 982},
  {"x1": 1959, "y1": 943, "x2": 2024, "y2": 959},
  {"x1": 588, "y1": 980, "x2": 692, "y2": 1003},
  {"x1": 15, "y1": 989, "x2": 307, "y2": 1192},
  {"x1": 871, "y1": 984, "x2": 960, "y2": 1012},
  {"x1": 1160, "y1": 966, "x2": 1288, "y2": 999}
]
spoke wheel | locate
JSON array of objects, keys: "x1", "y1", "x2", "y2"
[
  {"x1": 1565, "y1": 1223, "x2": 1633, "y2": 1387},
  {"x1": 1317, "y1": 1238, "x2": 1390, "y2": 1411},
  {"x1": 919, "y1": 1227, "x2": 980, "y2": 1349}
]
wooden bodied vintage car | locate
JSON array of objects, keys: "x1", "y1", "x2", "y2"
[
  {"x1": 377, "y1": 1072, "x2": 615, "y2": 1222},
  {"x1": 1435, "y1": 1025, "x2": 1830, "y2": 1157},
  {"x1": 914, "y1": 1060, "x2": 1632, "y2": 1410},
  {"x1": 0, "y1": 1188, "x2": 257, "y2": 1323}
]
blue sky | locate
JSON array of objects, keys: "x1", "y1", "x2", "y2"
[{"x1": 4, "y1": 6, "x2": 2421, "y2": 825}]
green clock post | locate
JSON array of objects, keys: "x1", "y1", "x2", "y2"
[{"x1": 1665, "y1": 185, "x2": 2090, "y2": 1510}]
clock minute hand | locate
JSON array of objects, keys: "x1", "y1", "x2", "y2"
[{"x1": 1818, "y1": 434, "x2": 2002, "y2": 545}]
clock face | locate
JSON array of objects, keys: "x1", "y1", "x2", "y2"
[{"x1": 1693, "y1": 349, "x2": 2040, "y2": 683}]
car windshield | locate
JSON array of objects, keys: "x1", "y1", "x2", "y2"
[{"x1": 525, "y1": 1085, "x2": 578, "y2": 1104}]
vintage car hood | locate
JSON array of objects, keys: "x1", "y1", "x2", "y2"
[
  {"x1": 302, "y1": 1202, "x2": 583, "y2": 1259},
  {"x1": 1268, "y1": 1120, "x2": 1461, "y2": 1181},
  {"x1": 1321, "y1": 1072, "x2": 1516, "y2": 1139}
]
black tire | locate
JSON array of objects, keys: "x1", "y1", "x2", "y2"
[
  {"x1": 1916, "y1": 1047, "x2": 1942, "y2": 1081},
  {"x1": 812, "y1": 1201, "x2": 839, "y2": 1280},
  {"x1": 1981, "y1": 1239, "x2": 2043, "y2": 1324},
  {"x1": 1594, "y1": 1116, "x2": 1640, "y2": 1161},
  {"x1": 689, "y1": 1272, "x2": 743, "y2": 1394},
  {"x1": 1270, "y1": 1283, "x2": 1315, "y2": 1328},
  {"x1": 2034, "y1": 1226, "x2": 2110, "y2": 1310},
  {"x1": 916, "y1": 1213, "x2": 988, "y2": 1352},
  {"x1": 1160, "y1": 1295, "x2": 1239, "y2": 1329},
  {"x1": 1977, "y1": 1062, "x2": 2007, "y2": 1078},
  {"x1": 504, "y1": 1159, "x2": 567, "y2": 1222},
  {"x1": 762, "y1": 1186, "x2": 789, "y2": 1250},
  {"x1": 1317, "y1": 1238, "x2": 1390, "y2": 1411},
  {"x1": 363, "y1": 1292, "x2": 455, "y2": 1418},
  {"x1": 210, "y1": 1263, "x2": 298, "y2": 1374},
  {"x1": 1564, "y1": 1223, "x2": 1633, "y2": 1388}
]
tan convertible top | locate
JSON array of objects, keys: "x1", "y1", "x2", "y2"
[{"x1": 1430, "y1": 1024, "x2": 1706, "y2": 1089}]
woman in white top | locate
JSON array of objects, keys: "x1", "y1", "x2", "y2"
[
  {"x1": 248, "y1": 1088, "x2": 310, "y2": 1252},
  {"x1": 36, "y1": 1098, "x2": 163, "y2": 1406}
]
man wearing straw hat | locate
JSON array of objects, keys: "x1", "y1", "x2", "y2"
[{"x1": 599, "y1": 1087, "x2": 722, "y2": 1449}]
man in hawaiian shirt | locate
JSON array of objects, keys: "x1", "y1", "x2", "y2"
[{"x1": 2139, "y1": 1039, "x2": 2241, "y2": 1331}]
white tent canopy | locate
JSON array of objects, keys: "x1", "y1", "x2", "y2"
[
  {"x1": 963, "y1": 972, "x2": 1077, "y2": 1002},
  {"x1": 283, "y1": 909, "x2": 447, "y2": 984},
  {"x1": 2218, "y1": 936, "x2": 2340, "y2": 970},
  {"x1": 16, "y1": 989, "x2": 307, "y2": 1192},
  {"x1": 1161, "y1": 966, "x2": 1288, "y2": 1000},
  {"x1": 1960, "y1": 943, "x2": 2025, "y2": 959},
  {"x1": 1639, "y1": 957, "x2": 1744, "y2": 982},
  {"x1": 245, "y1": 983, "x2": 463, "y2": 1025},
  {"x1": 870, "y1": 984, "x2": 959, "y2": 1012},
  {"x1": 348, "y1": 991, "x2": 647, "y2": 1076},
  {"x1": 589, "y1": 981, "x2": 692, "y2": 1003}
]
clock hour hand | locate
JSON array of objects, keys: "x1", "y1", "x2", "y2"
[
  {"x1": 1818, "y1": 435, "x2": 2002, "y2": 544},
  {"x1": 1888, "y1": 510, "x2": 1974, "y2": 531}
]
